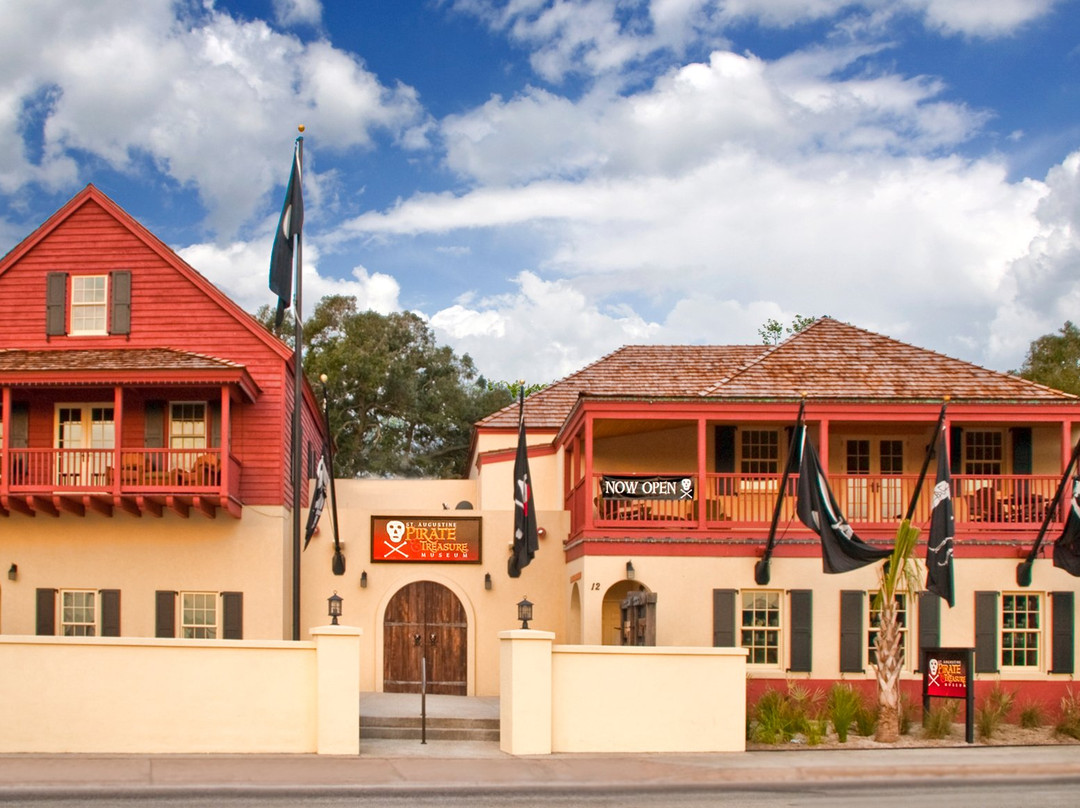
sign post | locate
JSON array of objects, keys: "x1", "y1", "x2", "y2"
[{"x1": 921, "y1": 646, "x2": 975, "y2": 743}]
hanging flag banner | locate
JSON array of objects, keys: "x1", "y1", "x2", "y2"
[
  {"x1": 601, "y1": 475, "x2": 695, "y2": 500},
  {"x1": 371, "y1": 516, "x2": 482, "y2": 563}
]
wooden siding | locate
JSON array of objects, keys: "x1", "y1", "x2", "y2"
[{"x1": 0, "y1": 192, "x2": 324, "y2": 508}]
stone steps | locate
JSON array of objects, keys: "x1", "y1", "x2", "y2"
[{"x1": 361, "y1": 714, "x2": 500, "y2": 742}]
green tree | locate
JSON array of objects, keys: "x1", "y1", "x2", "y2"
[
  {"x1": 758, "y1": 315, "x2": 818, "y2": 345},
  {"x1": 258, "y1": 297, "x2": 513, "y2": 478},
  {"x1": 1013, "y1": 321, "x2": 1080, "y2": 395}
]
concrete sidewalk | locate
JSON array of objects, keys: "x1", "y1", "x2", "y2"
[{"x1": 1, "y1": 743, "x2": 1079, "y2": 797}]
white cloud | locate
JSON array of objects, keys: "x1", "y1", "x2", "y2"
[
  {"x1": 429, "y1": 271, "x2": 660, "y2": 382},
  {"x1": 0, "y1": 1, "x2": 424, "y2": 235},
  {"x1": 178, "y1": 237, "x2": 402, "y2": 318},
  {"x1": 449, "y1": 0, "x2": 1059, "y2": 82},
  {"x1": 273, "y1": 0, "x2": 323, "y2": 27}
]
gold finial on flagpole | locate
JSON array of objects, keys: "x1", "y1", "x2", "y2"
[{"x1": 298, "y1": 124, "x2": 305, "y2": 133}]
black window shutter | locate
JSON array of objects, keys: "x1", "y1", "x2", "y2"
[
  {"x1": 839, "y1": 590, "x2": 864, "y2": 673},
  {"x1": 974, "y1": 591, "x2": 998, "y2": 673},
  {"x1": 11, "y1": 403, "x2": 29, "y2": 449},
  {"x1": 100, "y1": 589, "x2": 121, "y2": 637},
  {"x1": 1052, "y1": 591, "x2": 1074, "y2": 674},
  {"x1": 714, "y1": 427, "x2": 736, "y2": 474},
  {"x1": 917, "y1": 592, "x2": 941, "y2": 671},
  {"x1": 110, "y1": 270, "x2": 131, "y2": 335},
  {"x1": 45, "y1": 272, "x2": 67, "y2": 336},
  {"x1": 789, "y1": 589, "x2": 813, "y2": 672},
  {"x1": 1011, "y1": 427, "x2": 1033, "y2": 475},
  {"x1": 712, "y1": 588, "x2": 736, "y2": 647},
  {"x1": 222, "y1": 592, "x2": 244, "y2": 640},
  {"x1": 35, "y1": 588, "x2": 56, "y2": 635},
  {"x1": 949, "y1": 426, "x2": 963, "y2": 475},
  {"x1": 144, "y1": 401, "x2": 166, "y2": 449},
  {"x1": 155, "y1": 590, "x2": 176, "y2": 638}
]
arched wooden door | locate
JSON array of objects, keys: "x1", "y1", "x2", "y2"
[{"x1": 383, "y1": 581, "x2": 467, "y2": 695}]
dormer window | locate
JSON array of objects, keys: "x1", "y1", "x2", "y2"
[{"x1": 70, "y1": 275, "x2": 108, "y2": 335}]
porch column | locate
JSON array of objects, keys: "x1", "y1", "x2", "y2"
[
  {"x1": 113, "y1": 385, "x2": 123, "y2": 493},
  {"x1": 220, "y1": 385, "x2": 231, "y2": 494},
  {"x1": 697, "y1": 417, "x2": 708, "y2": 528},
  {"x1": 1, "y1": 387, "x2": 9, "y2": 495},
  {"x1": 1064, "y1": 420, "x2": 1073, "y2": 472},
  {"x1": 818, "y1": 418, "x2": 830, "y2": 472},
  {"x1": 583, "y1": 415, "x2": 594, "y2": 530}
]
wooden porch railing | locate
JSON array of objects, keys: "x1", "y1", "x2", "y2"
[
  {"x1": 3, "y1": 448, "x2": 228, "y2": 493},
  {"x1": 569, "y1": 472, "x2": 1065, "y2": 535}
]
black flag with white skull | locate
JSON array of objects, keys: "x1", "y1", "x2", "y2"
[
  {"x1": 508, "y1": 389, "x2": 539, "y2": 579},
  {"x1": 1053, "y1": 478, "x2": 1080, "y2": 576},
  {"x1": 926, "y1": 424, "x2": 956, "y2": 606},
  {"x1": 796, "y1": 428, "x2": 891, "y2": 573}
]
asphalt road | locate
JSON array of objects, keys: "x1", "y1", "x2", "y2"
[{"x1": 5, "y1": 778, "x2": 1080, "y2": 808}]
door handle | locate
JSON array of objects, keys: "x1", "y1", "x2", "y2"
[
  {"x1": 413, "y1": 634, "x2": 422, "y2": 646},
  {"x1": 429, "y1": 633, "x2": 438, "y2": 646}
]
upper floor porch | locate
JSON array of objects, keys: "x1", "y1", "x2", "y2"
[
  {"x1": 0, "y1": 376, "x2": 249, "y2": 518},
  {"x1": 560, "y1": 402, "x2": 1079, "y2": 547}
]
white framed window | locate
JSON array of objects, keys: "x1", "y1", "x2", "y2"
[
  {"x1": 61, "y1": 590, "x2": 97, "y2": 636},
  {"x1": 740, "y1": 430, "x2": 779, "y2": 475},
  {"x1": 1002, "y1": 592, "x2": 1041, "y2": 668},
  {"x1": 69, "y1": 275, "x2": 108, "y2": 335},
  {"x1": 964, "y1": 430, "x2": 1003, "y2": 476},
  {"x1": 170, "y1": 403, "x2": 207, "y2": 450},
  {"x1": 740, "y1": 590, "x2": 782, "y2": 666},
  {"x1": 868, "y1": 592, "x2": 908, "y2": 667},
  {"x1": 181, "y1": 592, "x2": 218, "y2": 639}
]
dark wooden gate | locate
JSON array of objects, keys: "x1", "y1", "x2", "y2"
[{"x1": 383, "y1": 581, "x2": 467, "y2": 695}]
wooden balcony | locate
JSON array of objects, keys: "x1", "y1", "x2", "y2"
[
  {"x1": 0, "y1": 448, "x2": 241, "y2": 518},
  {"x1": 568, "y1": 472, "x2": 1064, "y2": 541}
]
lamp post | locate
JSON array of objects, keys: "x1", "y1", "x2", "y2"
[
  {"x1": 328, "y1": 591, "x2": 343, "y2": 625},
  {"x1": 517, "y1": 596, "x2": 533, "y2": 630}
]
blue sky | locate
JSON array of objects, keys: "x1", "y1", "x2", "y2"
[{"x1": 2, "y1": 0, "x2": 1079, "y2": 384}]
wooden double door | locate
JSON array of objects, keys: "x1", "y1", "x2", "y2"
[{"x1": 383, "y1": 581, "x2": 467, "y2": 695}]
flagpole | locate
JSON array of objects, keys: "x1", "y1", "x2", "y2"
[
  {"x1": 1017, "y1": 433, "x2": 1080, "y2": 586},
  {"x1": 755, "y1": 396, "x2": 805, "y2": 585},
  {"x1": 291, "y1": 129, "x2": 304, "y2": 640},
  {"x1": 903, "y1": 399, "x2": 949, "y2": 522},
  {"x1": 325, "y1": 376, "x2": 345, "y2": 576}
]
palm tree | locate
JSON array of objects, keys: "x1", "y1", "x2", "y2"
[{"x1": 872, "y1": 519, "x2": 922, "y2": 742}]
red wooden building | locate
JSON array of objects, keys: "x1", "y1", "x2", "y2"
[{"x1": 0, "y1": 186, "x2": 325, "y2": 640}]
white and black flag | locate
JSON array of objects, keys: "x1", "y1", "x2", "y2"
[
  {"x1": 269, "y1": 141, "x2": 303, "y2": 328},
  {"x1": 926, "y1": 424, "x2": 955, "y2": 605},
  {"x1": 508, "y1": 395, "x2": 539, "y2": 578},
  {"x1": 303, "y1": 455, "x2": 329, "y2": 550},
  {"x1": 796, "y1": 428, "x2": 891, "y2": 574},
  {"x1": 1053, "y1": 478, "x2": 1080, "y2": 576}
]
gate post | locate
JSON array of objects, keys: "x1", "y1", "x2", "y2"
[
  {"x1": 499, "y1": 630, "x2": 554, "y2": 755},
  {"x1": 311, "y1": 625, "x2": 363, "y2": 755}
]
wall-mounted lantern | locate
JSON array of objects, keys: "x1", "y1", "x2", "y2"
[{"x1": 626, "y1": 560, "x2": 635, "y2": 580}]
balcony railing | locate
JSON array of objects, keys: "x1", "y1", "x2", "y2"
[
  {"x1": 3, "y1": 448, "x2": 228, "y2": 493},
  {"x1": 572, "y1": 472, "x2": 1064, "y2": 535}
]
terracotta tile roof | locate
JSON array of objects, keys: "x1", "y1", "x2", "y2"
[{"x1": 479, "y1": 318, "x2": 1075, "y2": 430}]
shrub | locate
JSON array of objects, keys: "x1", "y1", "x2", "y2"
[
  {"x1": 805, "y1": 718, "x2": 827, "y2": 746},
  {"x1": 854, "y1": 703, "x2": 878, "y2": 737},
  {"x1": 1055, "y1": 688, "x2": 1080, "y2": 740},
  {"x1": 1018, "y1": 702, "x2": 1045, "y2": 729},
  {"x1": 923, "y1": 701, "x2": 957, "y2": 739},
  {"x1": 899, "y1": 692, "x2": 916, "y2": 736},
  {"x1": 826, "y1": 683, "x2": 862, "y2": 743},
  {"x1": 751, "y1": 688, "x2": 808, "y2": 744},
  {"x1": 977, "y1": 686, "x2": 1015, "y2": 740}
]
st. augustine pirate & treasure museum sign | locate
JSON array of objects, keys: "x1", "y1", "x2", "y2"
[{"x1": 371, "y1": 516, "x2": 482, "y2": 563}]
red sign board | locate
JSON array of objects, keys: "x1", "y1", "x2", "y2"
[
  {"x1": 371, "y1": 516, "x2": 482, "y2": 563},
  {"x1": 924, "y1": 649, "x2": 969, "y2": 698}
]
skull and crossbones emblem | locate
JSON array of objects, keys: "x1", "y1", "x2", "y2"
[{"x1": 383, "y1": 520, "x2": 409, "y2": 558}]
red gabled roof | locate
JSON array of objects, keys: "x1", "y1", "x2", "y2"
[
  {"x1": 478, "y1": 318, "x2": 1075, "y2": 431},
  {"x1": 0, "y1": 184, "x2": 293, "y2": 364}
]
